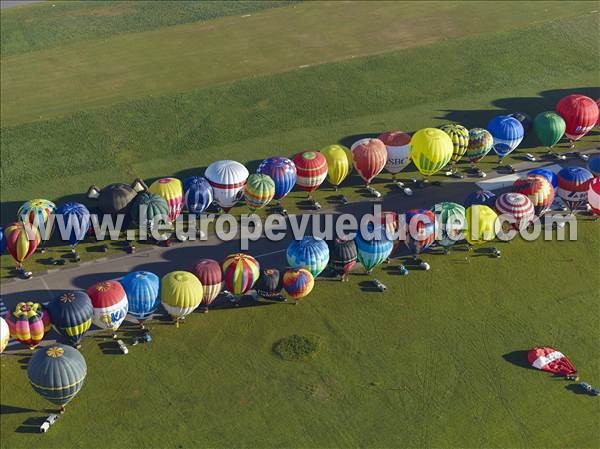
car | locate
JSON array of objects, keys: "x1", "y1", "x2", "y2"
[
  {"x1": 394, "y1": 180, "x2": 405, "y2": 188},
  {"x1": 313, "y1": 202, "x2": 322, "y2": 210},
  {"x1": 372, "y1": 279, "x2": 387, "y2": 292},
  {"x1": 420, "y1": 262, "x2": 431, "y2": 270},
  {"x1": 449, "y1": 171, "x2": 464, "y2": 179},
  {"x1": 398, "y1": 265, "x2": 409, "y2": 276},
  {"x1": 340, "y1": 195, "x2": 349, "y2": 205},
  {"x1": 554, "y1": 153, "x2": 566, "y2": 160},
  {"x1": 575, "y1": 152, "x2": 589, "y2": 161},
  {"x1": 525, "y1": 153, "x2": 536, "y2": 162},
  {"x1": 366, "y1": 186, "x2": 381, "y2": 198},
  {"x1": 472, "y1": 167, "x2": 486, "y2": 178},
  {"x1": 40, "y1": 414, "x2": 59, "y2": 433},
  {"x1": 403, "y1": 187, "x2": 413, "y2": 196},
  {"x1": 116, "y1": 339, "x2": 128, "y2": 355}
]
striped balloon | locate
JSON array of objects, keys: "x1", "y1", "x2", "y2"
[
  {"x1": 0, "y1": 317, "x2": 9, "y2": 353},
  {"x1": 556, "y1": 167, "x2": 594, "y2": 212},
  {"x1": 439, "y1": 124, "x2": 469, "y2": 164},
  {"x1": 183, "y1": 176, "x2": 213, "y2": 217},
  {"x1": 17, "y1": 199, "x2": 56, "y2": 241},
  {"x1": 432, "y1": 202, "x2": 466, "y2": 249},
  {"x1": 6, "y1": 302, "x2": 50, "y2": 349},
  {"x1": 191, "y1": 259, "x2": 223, "y2": 308},
  {"x1": 282, "y1": 268, "x2": 314, "y2": 301},
  {"x1": 355, "y1": 225, "x2": 394, "y2": 273},
  {"x1": 257, "y1": 157, "x2": 297, "y2": 200},
  {"x1": 161, "y1": 271, "x2": 203, "y2": 323},
  {"x1": 120, "y1": 271, "x2": 160, "y2": 322},
  {"x1": 129, "y1": 192, "x2": 170, "y2": 230},
  {"x1": 512, "y1": 175, "x2": 554, "y2": 216},
  {"x1": 401, "y1": 209, "x2": 436, "y2": 256},
  {"x1": 588, "y1": 177, "x2": 600, "y2": 215},
  {"x1": 222, "y1": 253, "x2": 260, "y2": 296},
  {"x1": 205, "y1": 160, "x2": 249, "y2": 212},
  {"x1": 4, "y1": 221, "x2": 40, "y2": 267},
  {"x1": 293, "y1": 151, "x2": 328, "y2": 193},
  {"x1": 487, "y1": 115, "x2": 524, "y2": 159},
  {"x1": 27, "y1": 344, "x2": 87, "y2": 407},
  {"x1": 286, "y1": 236, "x2": 330, "y2": 277},
  {"x1": 495, "y1": 193, "x2": 535, "y2": 230},
  {"x1": 244, "y1": 173, "x2": 275, "y2": 210},
  {"x1": 87, "y1": 281, "x2": 129, "y2": 331},
  {"x1": 47, "y1": 291, "x2": 93, "y2": 347},
  {"x1": 527, "y1": 168, "x2": 558, "y2": 189},
  {"x1": 149, "y1": 177, "x2": 183, "y2": 222},
  {"x1": 410, "y1": 128, "x2": 453, "y2": 176},
  {"x1": 465, "y1": 128, "x2": 493, "y2": 163}
]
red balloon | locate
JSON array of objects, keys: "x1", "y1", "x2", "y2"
[
  {"x1": 556, "y1": 94, "x2": 599, "y2": 141},
  {"x1": 293, "y1": 151, "x2": 328, "y2": 193},
  {"x1": 4, "y1": 221, "x2": 40, "y2": 267},
  {"x1": 191, "y1": 259, "x2": 223, "y2": 307},
  {"x1": 377, "y1": 210, "x2": 400, "y2": 253},
  {"x1": 351, "y1": 138, "x2": 387, "y2": 185}
]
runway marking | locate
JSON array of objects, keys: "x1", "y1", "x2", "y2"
[{"x1": 254, "y1": 249, "x2": 286, "y2": 258}]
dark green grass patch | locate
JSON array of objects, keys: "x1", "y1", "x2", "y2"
[{"x1": 273, "y1": 334, "x2": 321, "y2": 361}]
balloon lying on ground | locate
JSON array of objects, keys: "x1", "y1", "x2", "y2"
[
  {"x1": 329, "y1": 237, "x2": 357, "y2": 277},
  {"x1": 0, "y1": 317, "x2": 9, "y2": 353},
  {"x1": 55, "y1": 202, "x2": 91, "y2": 247},
  {"x1": 355, "y1": 225, "x2": 394, "y2": 273},
  {"x1": 465, "y1": 205, "x2": 500, "y2": 245},
  {"x1": 320, "y1": 144, "x2": 351, "y2": 188},
  {"x1": 495, "y1": 192, "x2": 535, "y2": 230},
  {"x1": 351, "y1": 138, "x2": 387, "y2": 185},
  {"x1": 533, "y1": 112, "x2": 565, "y2": 149},
  {"x1": 286, "y1": 236, "x2": 330, "y2": 277},
  {"x1": 432, "y1": 202, "x2": 466, "y2": 250},
  {"x1": 528, "y1": 346, "x2": 576, "y2": 376},
  {"x1": 3, "y1": 221, "x2": 40, "y2": 269},
  {"x1": 205, "y1": 160, "x2": 249, "y2": 212},
  {"x1": 282, "y1": 268, "x2": 314, "y2": 301},
  {"x1": 510, "y1": 112, "x2": 533, "y2": 133},
  {"x1": 439, "y1": 124, "x2": 469, "y2": 166},
  {"x1": 527, "y1": 168, "x2": 557, "y2": 189},
  {"x1": 183, "y1": 176, "x2": 213, "y2": 217},
  {"x1": 588, "y1": 154, "x2": 600, "y2": 177},
  {"x1": 257, "y1": 157, "x2": 297, "y2": 201},
  {"x1": 378, "y1": 131, "x2": 411, "y2": 177},
  {"x1": 556, "y1": 166, "x2": 594, "y2": 212},
  {"x1": 556, "y1": 94, "x2": 599, "y2": 142},
  {"x1": 47, "y1": 291, "x2": 93, "y2": 347},
  {"x1": 244, "y1": 173, "x2": 275, "y2": 210},
  {"x1": 410, "y1": 128, "x2": 453, "y2": 176},
  {"x1": 465, "y1": 128, "x2": 494, "y2": 164},
  {"x1": 149, "y1": 177, "x2": 183, "y2": 222},
  {"x1": 6, "y1": 302, "x2": 50, "y2": 349},
  {"x1": 92, "y1": 183, "x2": 137, "y2": 216},
  {"x1": 401, "y1": 209, "x2": 436, "y2": 256},
  {"x1": 87, "y1": 281, "x2": 129, "y2": 332},
  {"x1": 293, "y1": 151, "x2": 328, "y2": 193},
  {"x1": 222, "y1": 253, "x2": 260, "y2": 296},
  {"x1": 129, "y1": 191, "x2": 170, "y2": 230},
  {"x1": 255, "y1": 268, "x2": 282, "y2": 299},
  {"x1": 512, "y1": 175, "x2": 554, "y2": 216},
  {"x1": 27, "y1": 344, "x2": 87, "y2": 408},
  {"x1": 487, "y1": 115, "x2": 524, "y2": 160},
  {"x1": 120, "y1": 271, "x2": 160, "y2": 323},
  {"x1": 587, "y1": 177, "x2": 600, "y2": 215},
  {"x1": 161, "y1": 271, "x2": 203, "y2": 324},
  {"x1": 17, "y1": 199, "x2": 56, "y2": 241},
  {"x1": 191, "y1": 259, "x2": 223, "y2": 309},
  {"x1": 464, "y1": 190, "x2": 496, "y2": 208}
]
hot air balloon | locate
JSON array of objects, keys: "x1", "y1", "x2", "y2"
[
  {"x1": 94, "y1": 183, "x2": 137, "y2": 216},
  {"x1": 255, "y1": 268, "x2": 283, "y2": 299},
  {"x1": 3, "y1": 221, "x2": 40, "y2": 272},
  {"x1": 465, "y1": 128, "x2": 494, "y2": 165},
  {"x1": 129, "y1": 191, "x2": 170, "y2": 231},
  {"x1": 0, "y1": 226, "x2": 5, "y2": 255},
  {"x1": 17, "y1": 199, "x2": 56, "y2": 245},
  {"x1": 257, "y1": 157, "x2": 297, "y2": 202},
  {"x1": 161, "y1": 271, "x2": 203, "y2": 326},
  {"x1": 464, "y1": 190, "x2": 497, "y2": 208},
  {"x1": 286, "y1": 236, "x2": 330, "y2": 277},
  {"x1": 439, "y1": 124, "x2": 469, "y2": 170},
  {"x1": 0, "y1": 317, "x2": 9, "y2": 353},
  {"x1": 588, "y1": 178, "x2": 600, "y2": 216},
  {"x1": 401, "y1": 209, "x2": 436, "y2": 258},
  {"x1": 87, "y1": 281, "x2": 128, "y2": 334},
  {"x1": 191, "y1": 259, "x2": 222, "y2": 311},
  {"x1": 465, "y1": 205, "x2": 499, "y2": 246},
  {"x1": 512, "y1": 175, "x2": 554, "y2": 216},
  {"x1": 495, "y1": 192, "x2": 535, "y2": 230},
  {"x1": 222, "y1": 253, "x2": 260, "y2": 296},
  {"x1": 510, "y1": 112, "x2": 533, "y2": 133},
  {"x1": 120, "y1": 271, "x2": 160, "y2": 324},
  {"x1": 556, "y1": 167, "x2": 594, "y2": 212},
  {"x1": 6, "y1": 302, "x2": 50, "y2": 349},
  {"x1": 282, "y1": 268, "x2": 314, "y2": 302},
  {"x1": 27, "y1": 344, "x2": 87, "y2": 413},
  {"x1": 487, "y1": 115, "x2": 524, "y2": 162},
  {"x1": 378, "y1": 210, "x2": 400, "y2": 256},
  {"x1": 528, "y1": 168, "x2": 558, "y2": 189},
  {"x1": 55, "y1": 202, "x2": 90, "y2": 248},
  {"x1": 356, "y1": 225, "x2": 393, "y2": 274},
  {"x1": 293, "y1": 151, "x2": 328, "y2": 196},
  {"x1": 47, "y1": 291, "x2": 93, "y2": 348},
  {"x1": 329, "y1": 236, "x2": 357, "y2": 281},
  {"x1": 556, "y1": 94, "x2": 599, "y2": 145},
  {"x1": 528, "y1": 346, "x2": 576, "y2": 377},
  {"x1": 588, "y1": 154, "x2": 600, "y2": 177},
  {"x1": 350, "y1": 138, "x2": 388, "y2": 185},
  {"x1": 244, "y1": 173, "x2": 275, "y2": 210},
  {"x1": 432, "y1": 202, "x2": 466, "y2": 253},
  {"x1": 320, "y1": 144, "x2": 351, "y2": 188},
  {"x1": 533, "y1": 112, "x2": 565, "y2": 151},
  {"x1": 205, "y1": 160, "x2": 249, "y2": 212},
  {"x1": 378, "y1": 131, "x2": 412, "y2": 179},
  {"x1": 410, "y1": 128, "x2": 453, "y2": 176},
  {"x1": 183, "y1": 176, "x2": 213, "y2": 217},
  {"x1": 149, "y1": 177, "x2": 183, "y2": 222}
]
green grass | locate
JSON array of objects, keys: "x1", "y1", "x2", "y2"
[
  {"x1": 273, "y1": 334, "x2": 321, "y2": 361},
  {"x1": 1, "y1": 222, "x2": 598, "y2": 448}
]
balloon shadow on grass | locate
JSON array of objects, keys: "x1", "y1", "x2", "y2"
[
  {"x1": 502, "y1": 350, "x2": 536, "y2": 371},
  {"x1": 0, "y1": 404, "x2": 36, "y2": 415}
]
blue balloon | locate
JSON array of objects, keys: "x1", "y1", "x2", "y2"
[
  {"x1": 286, "y1": 236, "x2": 329, "y2": 277},
  {"x1": 464, "y1": 190, "x2": 497, "y2": 208},
  {"x1": 120, "y1": 271, "x2": 160, "y2": 322},
  {"x1": 183, "y1": 176, "x2": 213, "y2": 217},
  {"x1": 355, "y1": 225, "x2": 393, "y2": 273},
  {"x1": 0, "y1": 226, "x2": 5, "y2": 255},
  {"x1": 55, "y1": 202, "x2": 91, "y2": 247},
  {"x1": 487, "y1": 115, "x2": 524, "y2": 159},
  {"x1": 257, "y1": 157, "x2": 297, "y2": 201},
  {"x1": 527, "y1": 168, "x2": 557, "y2": 189},
  {"x1": 588, "y1": 154, "x2": 600, "y2": 177}
]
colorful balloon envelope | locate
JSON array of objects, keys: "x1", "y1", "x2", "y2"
[
  {"x1": 378, "y1": 131, "x2": 412, "y2": 176},
  {"x1": 356, "y1": 225, "x2": 393, "y2": 273},
  {"x1": 495, "y1": 192, "x2": 535, "y2": 230},
  {"x1": 432, "y1": 202, "x2": 466, "y2": 249},
  {"x1": 465, "y1": 205, "x2": 500, "y2": 245},
  {"x1": 527, "y1": 168, "x2": 557, "y2": 189},
  {"x1": 27, "y1": 344, "x2": 87, "y2": 407},
  {"x1": 464, "y1": 189, "x2": 496, "y2": 208},
  {"x1": 87, "y1": 281, "x2": 129, "y2": 331},
  {"x1": 378, "y1": 210, "x2": 401, "y2": 254},
  {"x1": 556, "y1": 94, "x2": 599, "y2": 141},
  {"x1": 400, "y1": 209, "x2": 436, "y2": 256},
  {"x1": 183, "y1": 176, "x2": 213, "y2": 217},
  {"x1": 282, "y1": 268, "x2": 314, "y2": 301},
  {"x1": 129, "y1": 191, "x2": 170, "y2": 230},
  {"x1": 0, "y1": 317, "x2": 9, "y2": 353},
  {"x1": 512, "y1": 175, "x2": 554, "y2": 216},
  {"x1": 350, "y1": 138, "x2": 387, "y2": 185},
  {"x1": 329, "y1": 237, "x2": 357, "y2": 275},
  {"x1": 17, "y1": 198, "x2": 56, "y2": 241},
  {"x1": 487, "y1": 115, "x2": 524, "y2": 159},
  {"x1": 293, "y1": 151, "x2": 328, "y2": 193},
  {"x1": 556, "y1": 167, "x2": 594, "y2": 212},
  {"x1": 528, "y1": 346, "x2": 576, "y2": 376},
  {"x1": 257, "y1": 157, "x2": 297, "y2": 200},
  {"x1": 120, "y1": 271, "x2": 160, "y2": 322},
  {"x1": 191, "y1": 259, "x2": 223, "y2": 308},
  {"x1": 205, "y1": 160, "x2": 249, "y2": 212},
  {"x1": 6, "y1": 302, "x2": 50, "y2": 349},
  {"x1": 588, "y1": 177, "x2": 600, "y2": 215},
  {"x1": 588, "y1": 154, "x2": 600, "y2": 177},
  {"x1": 55, "y1": 202, "x2": 90, "y2": 247},
  {"x1": 410, "y1": 128, "x2": 453, "y2": 176},
  {"x1": 439, "y1": 124, "x2": 469, "y2": 165},
  {"x1": 255, "y1": 268, "x2": 282, "y2": 299},
  {"x1": 320, "y1": 144, "x2": 351, "y2": 187},
  {"x1": 3, "y1": 221, "x2": 40, "y2": 268},
  {"x1": 96, "y1": 183, "x2": 137, "y2": 216},
  {"x1": 47, "y1": 291, "x2": 93, "y2": 347},
  {"x1": 222, "y1": 253, "x2": 260, "y2": 296},
  {"x1": 244, "y1": 173, "x2": 275, "y2": 210},
  {"x1": 286, "y1": 236, "x2": 330, "y2": 277},
  {"x1": 149, "y1": 177, "x2": 183, "y2": 222},
  {"x1": 465, "y1": 128, "x2": 493, "y2": 163},
  {"x1": 0, "y1": 226, "x2": 5, "y2": 255},
  {"x1": 510, "y1": 112, "x2": 533, "y2": 133},
  {"x1": 161, "y1": 271, "x2": 203, "y2": 322},
  {"x1": 533, "y1": 112, "x2": 565, "y2": 149}
]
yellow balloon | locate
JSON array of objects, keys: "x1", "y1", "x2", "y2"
[
  {"x1": 160, "y1": 271, "x2": 203, "y2": 323},
  {"x1": 465, "y1": 205, "x2": 500, "y2": 245},
  {"x1": 410, "y1": 128, "x2": 453, "y2": 176},
  {"x1": 321, "y1": 144, "x2": 352, "y2": 187}
]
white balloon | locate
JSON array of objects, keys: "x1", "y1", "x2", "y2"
[
  {"x1": 0, "y1": 317, "x2": 10, "y2": 353},
  {"x1": 379, "y1": 131, "x2": 412, "y2": 174},
  {"x1": 204, "y1": 160, "x2": 249, "y2": 212}
]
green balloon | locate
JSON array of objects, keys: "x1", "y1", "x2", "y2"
[{"x1": 533, "y1": 112, "x2": 565, "y2": 148}]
